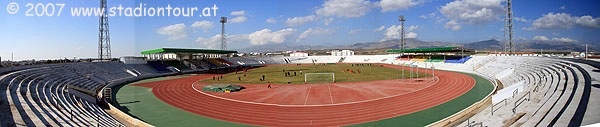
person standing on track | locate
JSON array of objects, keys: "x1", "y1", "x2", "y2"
[{"x1": 267, "y1": 81, "x2": 271, "y2": 88}]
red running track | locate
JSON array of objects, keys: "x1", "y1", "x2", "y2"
[{"x1": 133, "y1": 64, "x2": 475, "y2": 126}]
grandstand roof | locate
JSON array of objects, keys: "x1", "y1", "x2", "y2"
[
  {"x1": 141, "y1": 48, "x2": 238, "y2": 55},
  {"x1": 386, "y1": 47, "x2": 474, "y2": 53}
]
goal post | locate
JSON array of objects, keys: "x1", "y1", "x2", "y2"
[{"x1": 304, "y1": 73, "x2": 335, "y2": 83}]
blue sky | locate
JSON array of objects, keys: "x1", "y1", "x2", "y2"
[{"x1": 1, "y1": 0, "x2": 599, "y2": 60}]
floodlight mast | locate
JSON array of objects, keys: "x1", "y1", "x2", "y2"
[
  {"x1": 399, "y1": 16, "x2": 406, "y2": 56},
  {"x1": 507, "y1": 0, "x2": 514, "y2": 55},
  {"x1": 220, "y1": 17, "x2": 227, "y2": 50},
  {"x1": 98, "y1": 0, "x2": 111, "y2": 60},
  {"x1": 398, "y1": 16, "x2": 406, "y2": 83}
]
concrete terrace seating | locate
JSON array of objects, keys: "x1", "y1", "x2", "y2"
[
  {"x1": 0, "y1": 62, "x2": 149, "y2": 126},
  {"x1": 459, "y1": 56, "x2": 592, "y2": 127}
]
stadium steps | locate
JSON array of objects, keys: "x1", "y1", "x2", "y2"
[
  {"x1": 530, "y1": 62, "x2": 582, "y2": 126},
  {"x1": 0, "y1": 65, "x2": 125, "y2": 126}
]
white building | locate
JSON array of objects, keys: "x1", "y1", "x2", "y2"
[
  {"x1": 120, "y1": 56, "x2": 147, "y2": 64},
  {"x1": 290, "y1": 52, "x2": 309, "y2": 57},
  {"x1": 331, "y1": 50, "x2": 354, "y2": 56}
]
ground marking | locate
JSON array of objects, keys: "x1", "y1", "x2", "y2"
[
  {"x1": 304, "y1": 85, "x2": 312, "y2": 105},
  {"x1": 191, "y1": 76, "x2": 440, "y2": 107},
  {"x1": 328, "y1": 84, "x2": 334, "y2": 104}
]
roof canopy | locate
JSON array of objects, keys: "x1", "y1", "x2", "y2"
[
  {"x1": 387, "y1": 47, "x2": 474, "y2": 53},
  {"x1": 141, "y1": 48, "x2": 238, "y2": 55}
]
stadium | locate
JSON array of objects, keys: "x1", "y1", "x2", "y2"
[{"x1": 1, "y1": 46, "x2": 599, "y2": 126}]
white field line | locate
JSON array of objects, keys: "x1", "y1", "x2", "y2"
[
  {"x1": 304, "y1": 85, "x2": 312, "y2": 105},
  {"x1": 191, "y1": 76, "x2": 440, "y2": 107}
]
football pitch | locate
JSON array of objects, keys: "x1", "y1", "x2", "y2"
[{"x1": 198, "y1": 64, "x2": 432, "y2": 84}]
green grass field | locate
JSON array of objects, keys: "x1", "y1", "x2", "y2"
[{"x1": 199, "y1": 64, "x2": 431, "y2": 84}]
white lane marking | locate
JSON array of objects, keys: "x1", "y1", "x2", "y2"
[
  {"x1": 304, "y1": 85, "x2": 311, "y2": 105},
  {"x1": 328, "y1": 84, "x2": 334, "y2": 104},
  {"x1": 191, "y1": 76, "x2": 440, "y2": 107}
]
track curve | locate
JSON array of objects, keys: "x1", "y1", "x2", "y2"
[{"x1": 134, "y1": 64, "x2": 475, "y2": 126}]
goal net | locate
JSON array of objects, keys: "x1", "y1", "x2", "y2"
[{"x1": 305, "y1": 73, "x2": 335, "y2": 83}]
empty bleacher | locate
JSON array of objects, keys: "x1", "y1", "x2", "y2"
[
  {"x1": 0, "y1": 65, "x2": 125, "y2": 126},
  {"x1": 458, "y1": 56, "x2": 593, "y2": 127}
]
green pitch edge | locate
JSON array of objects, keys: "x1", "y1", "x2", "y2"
[{"x1": 113, "y1": 75, "x2": 254, "y2": 127}]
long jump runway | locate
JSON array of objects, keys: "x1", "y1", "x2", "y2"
[{"x1": 133, "y1": 64, "x2": 475, "y2": 126}]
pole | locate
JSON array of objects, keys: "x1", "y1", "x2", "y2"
[
  {"x1": 585, "y1": 43, "x2": 588, "y2": 60},
  {"x1": 432, "y1": 64, "x2": 435, "y2": 81},
  {"x1": 11, "y1": 53, "x2": 13, "y2": 61},
  {"x1": 397, "y1": 62, "x2": 399, "y2": 83},
  {"x1": 402, "y1": 62, "x2": 404, "y2": 82},
  {"x1": 410, "y1": 64, "x2": 413, "y2": 84},
  {"x1": 416, "y1": 64, "x2": 419, "y2": 79},
  {"x1": 507, "y1": 0, "x2": 514, "y2": 55}
]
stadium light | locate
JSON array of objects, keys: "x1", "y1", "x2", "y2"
[{"x1": 220, "y1": 17, "x2": 227, "y2": 50}]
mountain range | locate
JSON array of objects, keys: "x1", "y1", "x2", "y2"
[{"x1": 236, "y1": 38, "x2": 598, "y2": 53}]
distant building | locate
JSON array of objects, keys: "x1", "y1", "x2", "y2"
[
  {"x1": 120, "y1": 56, "x2": 147, "y2": 64},
  {"x1": 331, "y1": 50, "x2": 354, "y2": 56},
  {"x1": 290, "y1": 52, "x2": 309, "y2": 57}
]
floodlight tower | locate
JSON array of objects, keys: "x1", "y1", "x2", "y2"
[
  {"x1": 220, "y1": 17, "x2": 227, "y2": 50},
  {"x1": 399, "y1": 16, "x2": 406, "y2": 56},
  {"x1": 98, "y1": 0, "x2": 111, "y2": 60},
  {"x1": 503, "y1": 3, "x2": 508, "y2": 55},
  {"x1": 507, "y1": 0, "x2": 514, "y2": 55}
]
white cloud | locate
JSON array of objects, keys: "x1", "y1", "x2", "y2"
[
  {"x1": 552, "y1": 32, "x2": 560, "y2": 36},
  {"x1": 374, "y1": 25, "x2": 385, "y2": 32},
  {"x1": 348, "y1": 29, "x2": 361, "y2": 35},
  {"x1": 248, "y1": 28, "x2": 297, "y2": 45},
  {"x1": 533, "y1": 36, "x2": 550, "y2": 41},
  {"x1": 552, "y1": 37, "x2": 577, "y2": 42},
  {"x1": 440, "y1": 0, "x2": 504, "y2": 25},
  {"x1": 525, "y1": 13, "x2": 600, "y2": 30},
  {"x1": 383, "y1": 25, "x2": 418, "y2": 39},
  {"x1": 406, "y1": 32, "x2": 418, "y2": 38},
  {"x1": 532, "y1": 35, "x2": 577, "y2": 42},
  {"x1": 315, "y1": 0, "x2": 372, "y2": 18},
  {"x1": 444, "y1": 20, "x2": 462, "y2": 30},
  {"x1": 230, "y1": 16, "x2": 247, "y2": 23},
  {"x1": 195, "y1": 34, "x2": 250, "y2": 49},
  {"x1": 156, "y1": 23, "x2": 187, "y2": 40},
  {"x1": 324, "y1": 17, "x2": 335, "y2": 26},
  {"x1": 407, "y1": 25, "x2": 419, "y2": 31},
  {"x1": 384, "y1": 25, "x2": 402, "y2": 39},
  {"x1": 419, "y1": 15, "x2": 428, "y2": 19},
  {"x1": 514, "y1": 17, "x2": 529, "y2": 22},
  {"x1": 265, "y1": 18, "x2": 276, "y2": 24},
  {"x1": 191, "y1": 20, "x2": 214, "y2": 32},
  {"x1": 378, "y1": 0, "x2": 421, "y2": 12},
  {"x1": 285, "y1": 15, "x2": 316, "y2": 27},
  {"x1": 230, "y1": 11, "x2": 246, "y2": 16},
  {"x1": 575, "y1": 15, "x2": 600, "y2": 29},
  {"x1": 559, "y1": 6, "x2": 566, "y2": 10},
  {"x1": 296, "y1": 27, "x2": 336, "y2": 42}
]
